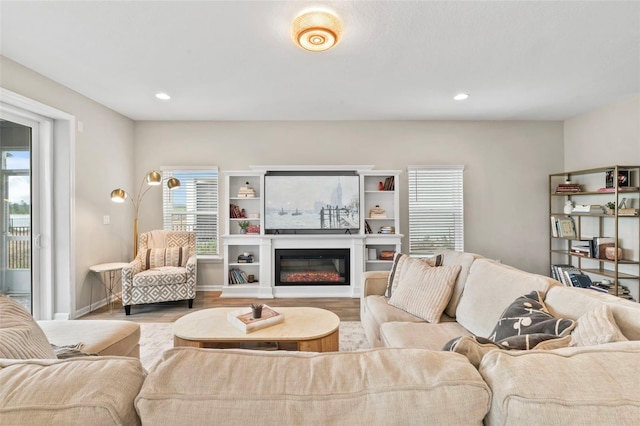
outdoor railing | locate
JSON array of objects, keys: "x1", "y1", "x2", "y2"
[{"x1": 7, "y1": 226, "x2": 30, "y2": 269}]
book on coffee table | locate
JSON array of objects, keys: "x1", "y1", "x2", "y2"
[{"x1": 227, "y1": 305, "x2": 284, "y2": 333}]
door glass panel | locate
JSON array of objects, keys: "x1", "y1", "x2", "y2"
[{"x1": 1, "y1": 122, "x2": 32, "y2": 313}]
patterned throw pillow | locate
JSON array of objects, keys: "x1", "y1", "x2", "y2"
[
  {"x1": 386, "y1": 253, "x2": 443, "y2": 297},
  {"x1": 143, "y1": 246, "x2": 190, "y2": 270},
  {"x1": 488, "y1": 291, "x2": 576, "y2": 342},
  {"x1": 570, "y1": 304, "x2": 628, "y2": 347},
  {"x1": 388, "y1": 263, "x2": 461, "y2": 323}
]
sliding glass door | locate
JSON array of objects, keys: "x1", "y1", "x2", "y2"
[{"x1": 1, "y1": 117, "x2": 39, "y2": 314}]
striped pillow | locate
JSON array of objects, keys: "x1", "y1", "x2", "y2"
[
  {"x1": 386, "y1": 253, "x2": 443, "y2": 297},
  {"x1": 0, "y1": 295, "x2": 57, "y2": 359},
  {"x1": 388, "y1": 263, "x2": 461, "y2": 323},
  {"x1": 143, "y1": 246, "x2": 190, "y2": 270}
]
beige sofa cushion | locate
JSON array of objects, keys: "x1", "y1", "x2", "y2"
[
  {"x1": 480, "y1": 341, "x2": 640, "y2": 426},
  {"x1": 388, "y1": 264, "x2": 461, "y2": 323},
  {"x1": 381, "y1": 321, "x2": 471, "y2": 350},
  {"x1": 0, "y1": 357, "x2": 146, "y2": 425},
  {"x1": 437, "y1": 250, "x2": 483, "y2": 317},
  {"x1": 38, "y1": 320, "x2": 141, "y2": 357},
  {"x1": 137, "y1": 347, "x2": 491, "y2": 425},
  {"x1": 455, "y1": 259, "x2": 559, "y2": 338},
  {"x1": 545, "y1": 285, "x2": 640, "y2": 340},
  {"x1": 0, "y1": 295, "x2": 56, "y2": 359}
]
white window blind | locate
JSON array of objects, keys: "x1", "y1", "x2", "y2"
[
  {"x1": 407, "y1": 165, "x2": 464, "y2": 255},
  {"x1": 162, "y1": 167, "x2": 219, "y2": 256}
]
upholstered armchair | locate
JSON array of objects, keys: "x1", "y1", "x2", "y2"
[{"x1": 122, "y1": 230, "x2": 197, "y2": 315}]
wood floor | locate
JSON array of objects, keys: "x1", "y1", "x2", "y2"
[{"x1": 80, "y1": 291, "x2": 361, "y2": 323}]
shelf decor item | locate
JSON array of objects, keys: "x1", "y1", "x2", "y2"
[
  {"x1": 556, "y1": 217, "x2": 577, "y2": 238},
  {"x1": 227, "y1": 305, "x2": 284, "y2": 333}
]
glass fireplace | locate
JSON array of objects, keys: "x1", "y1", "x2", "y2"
[{"x1": 274, "y1": 248, "x2": 350, "y2": 286}]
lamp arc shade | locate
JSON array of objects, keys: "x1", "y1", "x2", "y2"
[
  {"x1": 110, "y1": 189, "x2": 127, "y2": 202},
  {"x1": 167, "y1": 177, "x2": 181, "y2": 189},
  {"x1": 146, "y1": 171, "x2": 162, "y2": 185}
]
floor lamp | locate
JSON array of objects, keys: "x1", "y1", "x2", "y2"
[{"x1": 110, "y1": 171, "x2": 180, "y2": 257}]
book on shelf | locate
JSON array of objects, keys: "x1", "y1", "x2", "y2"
[
  {"x1": 229, "y1": 268, "x2": 250, "y2": 284},
  {"x1": 227, "y1": 305, "x2": 284, "y2": 333},
  {"x1": 551, "y1": 264, "x2": 581, "y2": 287},
  {"x1": 556, "y1": 217, "x2": 577, "y2": 238},
  {"x1": 382, "y1": 176, "x2": 395, "y2": 191},
  {"x1": 596, "y1": 187, "x2": 639, "y2": 193},
  {"x1": 230, "y1": 203, "x2": 243, "y2": 219},
  {"x1": 550, "y1": 216, "x2": 558, "y2": 237},
  {"x1": 571, "y1": 204, "x2": 604, "y2": 214},
  {"x1": 555, "y1": 183, "x2": 581, "y2": 193}
]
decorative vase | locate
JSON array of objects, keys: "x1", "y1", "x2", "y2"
[{"x1": 564, "y1": 200, "x2": 574, "y2": 214}]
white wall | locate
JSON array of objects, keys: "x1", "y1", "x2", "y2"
[
  {"x1": 135, "y1": 120, "x2": 564, "y2": 287},
  {"x1": 564, "y1": 95, "x2": 640, "y2": 301},
  {"x1": 1, "y1": 56, "x2": 135, "y2": 317}
]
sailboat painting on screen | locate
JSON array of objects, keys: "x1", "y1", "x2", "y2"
[{"x1": 264, "y1": 172, "x2": 360, "y2": 233}]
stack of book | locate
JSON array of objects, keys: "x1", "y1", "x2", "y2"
[
  {"x1": 551, "y1": 264, "x2": 581, "y2": 286},
  {"x1": 378, "y1": 226, "x2": 395, "y2": 234},
  {"x1": 596, "y1": 186, "x2": 639, "y2": 193},
  {"x1": 555, "y1": 183, "x2": 581, "y2": 193},
  {"x1": 227, "y1": 305, "x2": 284, "y2": 333},
  {"x1": 246, "y1": 225, "x2": 260, "y2": 234},
  {"x1": 237, "y1": 183, "x2": 256, "y2": 198},
  {"x1": 237, "y1": 253, "x2": 254, "y2": 263},
  {"x1": 590, "y1": 281, "x2": 636, "y2": 301}
]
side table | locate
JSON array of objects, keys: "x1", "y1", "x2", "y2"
[{"x1": 89, "y1": 262, "x2": 129, "y2": 314}]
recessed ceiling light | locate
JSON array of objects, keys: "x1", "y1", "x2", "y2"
[
  {"x1": 155, "y1": 92, "x2": 171, "y2": 100},
  {"x1": 453, "y1": 93, "x2": 469, "y2": 101}
]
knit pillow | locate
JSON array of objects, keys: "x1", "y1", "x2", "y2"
[
  {"x1": 143, "y1": 246, "x2": 190, "y2": 270},
  {"x1": 388, "y1": 263, "x2": 461, "y2": 323},
  {"x1": 570, "y1": 304, "x2": 628, "y2": 347},
  {"x1": 0, "y1": 295, "x2": 57, "y2": 359}
]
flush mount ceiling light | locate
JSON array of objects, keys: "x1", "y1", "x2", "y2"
[
  {"x1": 292, "y1": 10, "x2": 342, "y2": 52},
  {"x1": 155, "y1": 92, "x2": 171, "y2": 100},
  {"x1": 453, "y1": 93, "x2": 470, "y2": 101}
]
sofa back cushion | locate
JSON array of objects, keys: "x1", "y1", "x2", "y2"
[
  {"x1": 437, "y1": 250, "x2": 483, "y2": 317},
  {"x1": 0, "y1": 357, "x2": 145, "y2": 425},
  {"x1": 0, "y1": 295, "x2": 56, "y2": 359},
  {"x1": 455, "y1": 259, "x2": 560, "y2": 338},
  {"x1": 480, "y1": 341, "x2": 640, "y2": 426},
  {"x1": 137, "y1": 347, "x2": 491, "y2": 425},
  {"x1": 545, "y1": 286, "x2": 640, "y2": 340}
]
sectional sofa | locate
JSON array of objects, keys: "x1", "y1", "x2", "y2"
[{"x1": 1, "y1": 249, "x2": 639, "y2": 425}]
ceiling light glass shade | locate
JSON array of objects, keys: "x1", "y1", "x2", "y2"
[
  {"x1": 110, "y1": 189, "x2": 127, "y2": 202},
  {"x1": 292, "y1": 10, "x2": 342, "y2": 52},
  {"x1": 146, "y1": 171, "x2": 162, "y2": 185},
  {"x1": 454, "y1": 93, "x2": 470, "y2": 101},
  {"x1": 167, "y1": 177, "x2": 181, "y2": 189}
]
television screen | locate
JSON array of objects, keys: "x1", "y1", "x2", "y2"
[{"x1": 264, "y1": 172, "x2": 360, "y2": 232}]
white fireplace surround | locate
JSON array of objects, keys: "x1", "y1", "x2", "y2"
[{"x1": 222, "y1": 234, "x2": 365, "y2": 298}]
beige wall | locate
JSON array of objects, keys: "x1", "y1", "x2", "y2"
[
  {"x1": 135, "y1": 120, "x2": 564, "y2": 287},
  {"x1": 1, "y1": 56, "x2": 135, "y2": 316},
  {"x1": 564, "y1": 95, "x2": 640, "y2": 170},
  {"x1": 564, "y1": 95, "x2": 640, "y2": 301}
]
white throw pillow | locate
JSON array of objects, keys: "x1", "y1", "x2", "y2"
[
  {"x1": 386, "y1": 253, "x2": 442, "y2": 297},
  {"x1": 388, "y1": 263, "x2": 461, "y2": 323},
  {"x1": 571, "y1": 304, "x2": 628, "y2": 347}
]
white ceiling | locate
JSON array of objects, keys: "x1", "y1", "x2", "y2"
[{"x1": 1, "y1": 1, "x2": 639, "y2": 121}]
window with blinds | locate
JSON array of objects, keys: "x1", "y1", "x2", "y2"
[
  {"x1": 407, "y1": 165, "x2": 464, "y2": 255},
  {"x1": 162, "y1": 167, "x2": 219, "y2": 256}
]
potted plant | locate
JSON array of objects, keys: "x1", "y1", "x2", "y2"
[
  {"x1": 238, "y1": 220, "x2": 250, "y2": 233},
  {"x1": 606, "y1": 202, "x2": 616, "y2": 215}
]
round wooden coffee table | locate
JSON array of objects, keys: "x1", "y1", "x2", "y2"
[{"x1": 173, "y1": 307, "x2": 340, "y2": 352}]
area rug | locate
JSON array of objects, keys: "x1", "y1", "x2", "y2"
[{"x1": 139, "y1": 321, "x2": 369, "y2": 370}]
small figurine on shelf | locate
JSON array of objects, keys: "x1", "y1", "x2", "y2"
[{"x1": 564, "y1": 200, "x2": 574, "y2": 214}]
